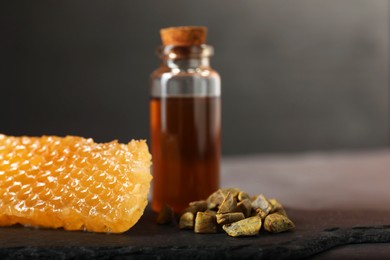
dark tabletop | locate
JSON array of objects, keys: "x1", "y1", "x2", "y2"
[{"x1": 2, "y1": 149, "x2": 390, "y2": 259}]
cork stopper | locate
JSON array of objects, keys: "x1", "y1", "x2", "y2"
[{"x1": 160, "y1": 26, "x2": 207, "y2": 46}]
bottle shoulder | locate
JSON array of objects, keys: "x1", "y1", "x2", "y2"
[{"x1": 150, "y1": 66, "x2": 220, "y2": 98}]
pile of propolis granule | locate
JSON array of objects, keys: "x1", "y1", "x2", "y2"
[
  {"x1": 157, "y1": 188, "x2": 295, "y2": 237},
  {"x1": 0, "y1": 134, "x2": 152, "y2": 233}
]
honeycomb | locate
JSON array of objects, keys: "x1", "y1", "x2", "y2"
[{"x1": 0, "y1": 134, "x2": 152, "y2": 233}]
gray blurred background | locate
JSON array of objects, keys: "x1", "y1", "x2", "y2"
[{"x1": 0, "y1": 0, "x2": 388, "y2": 155}]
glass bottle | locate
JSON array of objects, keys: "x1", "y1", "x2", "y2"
[{"x1": 150, "y1": 44, "x2": 221, "y2": 213}]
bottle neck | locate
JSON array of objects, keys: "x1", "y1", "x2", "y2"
[
  {"x1": 158, "y1": 44, "x2": 214, "y2": 71},
  {"x1": 164, "y1": 57, "x2": 210, "y2": 70}
]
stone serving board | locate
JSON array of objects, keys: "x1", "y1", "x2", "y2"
[{"x1": 1, "y1": 207, "x2": 390, "y2": 259}]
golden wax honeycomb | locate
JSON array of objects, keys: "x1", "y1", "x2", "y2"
[{"x1": 0, "y1": 134, "x2": 152, "y2": 233}]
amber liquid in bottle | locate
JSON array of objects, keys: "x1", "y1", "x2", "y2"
[{"x1": 151, "y1": 96, "x2": 221, "y2": 213}]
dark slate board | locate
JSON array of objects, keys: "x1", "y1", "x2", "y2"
[{"x1": 1, "y1": 207, "x2": 390, "y2": 259}]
